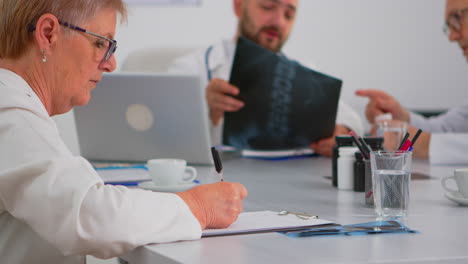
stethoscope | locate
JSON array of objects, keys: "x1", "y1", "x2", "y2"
[{"x1": 204, "y1": 45, "x2": 214, "y2": 81}]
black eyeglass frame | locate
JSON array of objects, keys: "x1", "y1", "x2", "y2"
[{"x1": 28, "y1": 20, "x2": 117, "y2": 62}]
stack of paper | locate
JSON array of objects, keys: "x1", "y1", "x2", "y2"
[
  {"x1": 241, "y1": 148, "x2": 315, "y2": 160},
  {"x1": 93, "y1": 163, "x2": 151, "y2": 185}
]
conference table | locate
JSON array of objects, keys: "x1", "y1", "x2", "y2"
[{"x1": 122, "y1": 155, "x2": 468, "y2": 264}]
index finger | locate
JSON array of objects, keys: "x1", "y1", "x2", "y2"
[
  {"x1": 355, "y1": 89, "x2": 391, "y2": 100},
  {"x1": 234, "y1": 183, "x2": 248, "y2": 199}
]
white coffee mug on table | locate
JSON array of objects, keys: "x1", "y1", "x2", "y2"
[
  {"x1": 441, "y1": 168, "x2": 468, "y2": 198},
  {"x1": 146, "y1": 159, "x2": 197, "y2": 186}
]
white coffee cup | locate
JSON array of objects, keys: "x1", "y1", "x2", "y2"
[
  {"x1": 441, "y1": 168, "x2": 468, "y2": 198},
  {"x1": 146, "y1": 159, "x2": 197, "y2": 186}
]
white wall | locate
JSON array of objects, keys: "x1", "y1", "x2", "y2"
[
  {"x1": 55, "y1": 0, "x2": 468, "y2": 154},
  {"x1": 285, "y1": 0, "x2": 468, "y2": 113}
]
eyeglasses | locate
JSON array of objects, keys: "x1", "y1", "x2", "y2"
[
  {"x1": 28, "y1": 20, "x2": 117, "y2": 62},
  {"x1": 443, "y1": 7, "x2": 468, "y2": 36}
]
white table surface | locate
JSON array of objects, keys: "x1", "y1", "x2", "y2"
[{"x1": 123, "y1": 156, "x2": 468, "y2": 264}]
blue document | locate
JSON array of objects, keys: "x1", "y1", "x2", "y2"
[{"x1": 282, "y1": 220, "x2": 417, "y2": 237}]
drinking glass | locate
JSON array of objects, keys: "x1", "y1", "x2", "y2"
[{"x1": 370, "y1": 151, "x2": 412, "y2": 218}]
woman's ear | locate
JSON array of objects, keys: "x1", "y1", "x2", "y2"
[{"x1": 34, "y1": 14, "x2": 60, "y2": 51}]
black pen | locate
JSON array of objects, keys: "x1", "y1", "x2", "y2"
[
  {"x1": 411, "y1": 129, "x2": 423, "y2": 146},
  {"x1": 349, "y1": 131, "x2": 369, "y2": 159},
  {"x1": 211, "y1": 147, "x2": 224, "y2": 181},
  {"x1": 408, "y1": 129, "x2": 423, "y2": 151},
  {"x1": 358, "y1": 137, "x2": 372, "y2": 156}
]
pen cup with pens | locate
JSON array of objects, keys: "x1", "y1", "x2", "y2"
[
  {"x1": 370, "y1": 129, "x2": 421, "y2": 218},
  {"x1": 332, "y1": 134, "x2": 383, "y2": 207},
  {"x1": 335, "y1": 128, "x2": 420, "y2": 218}
]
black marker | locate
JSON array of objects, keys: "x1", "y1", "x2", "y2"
[
  {"x1": 211, "y1": 147, "x2": 224, "y2": 181},
  {"x1": 411, "y1": 129, "x2": 423, "y2": 146},
  {"x1": 349, "y1": 131, "x2": 369, "y2": 159}
]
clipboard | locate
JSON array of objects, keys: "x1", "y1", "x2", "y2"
[{"x1": 202, "y1": 211, "x2": 336, "y2": 238}]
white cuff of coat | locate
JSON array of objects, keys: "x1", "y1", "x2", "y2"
[
  {"x1": 210, "y1": 120, "x2": 223, "y2": 146},
  {"x1": 335, "y1": 101, "x2": 364, "y2": 136},
  {"x1": 409, "y1": 112, "x2": 427, "y2": 130},
  {"x1": 429, "y1": 133, "x2": 468, "y2": 165}
]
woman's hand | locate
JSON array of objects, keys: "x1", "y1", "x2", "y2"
[{"x1": 177, "y1": 182, "x2": 248, "y2": 229}]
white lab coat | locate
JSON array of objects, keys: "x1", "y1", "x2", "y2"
[
  {"x1": 409, "y1": 105, "x2": 468, "y2": 165},
  {"x1": 168, "y1": 39, "x2": 364, "y2": 145},
  {"x1": 0, "y1": 69, "x2": 201, "y2": 264}
]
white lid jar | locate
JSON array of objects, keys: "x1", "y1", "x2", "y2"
[{"x1": 337, "y1": 147, "x2": 359, "y2": 190}]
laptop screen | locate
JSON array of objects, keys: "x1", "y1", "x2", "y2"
[{"x1": 74, "y1": 72, "x2": 213, "y2": 165}]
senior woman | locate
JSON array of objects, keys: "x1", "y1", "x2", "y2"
[{"x1": 0, "y1": 0, "x2": 247, "y2": 263}]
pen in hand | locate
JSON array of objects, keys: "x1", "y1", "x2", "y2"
[{"x1": 211, "y1": 147, "x2": 224, "y2": 181}]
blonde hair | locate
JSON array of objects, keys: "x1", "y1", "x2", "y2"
[{"x1": 0, "y1": 0, "x2": 127, "y2": 59}]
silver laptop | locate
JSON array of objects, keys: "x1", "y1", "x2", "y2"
[{"x1": 74, "y1": 72, "x2": 213, "y2": 165}]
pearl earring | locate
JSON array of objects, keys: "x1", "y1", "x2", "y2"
[{"x1": 42, "y1": 49, "x2": 47, "y2": 63}]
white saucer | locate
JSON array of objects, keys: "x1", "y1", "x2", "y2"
[
  {"x1": 138, "y1": 181, "x2": 197, "y2": 193},
  {"x1": 444, "y1": 191, "x2": 468, "y2": 206}
]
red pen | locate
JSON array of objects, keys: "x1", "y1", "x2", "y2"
[
  {"x1": 399, "y1": 139, "x2": 412, "y2": 151},
  {"x1": 400, "y1": 129, "x2": 423, "y2": 151}
]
